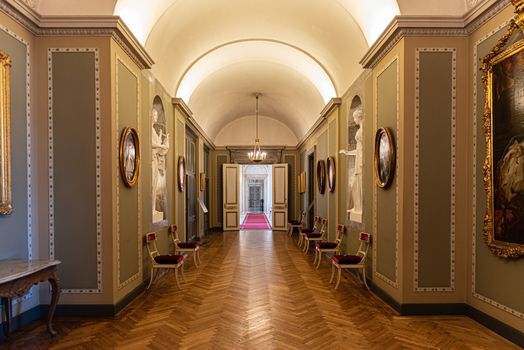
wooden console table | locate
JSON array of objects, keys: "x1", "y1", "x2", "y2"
[{"x1": 0, "y1": 259, "x2": 61, "y2": 337}]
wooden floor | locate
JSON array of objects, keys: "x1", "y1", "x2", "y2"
[{"x1": 1, "y1": 230, "x2": 520, "y2": 349}]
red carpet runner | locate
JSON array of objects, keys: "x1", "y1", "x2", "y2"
[{"x1": 240, "y1": 213, "x2": 272, "y2": 230}]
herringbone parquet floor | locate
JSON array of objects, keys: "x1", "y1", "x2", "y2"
[{"x1": 1, "y1": 230, "x2": 520, "y2": 349}]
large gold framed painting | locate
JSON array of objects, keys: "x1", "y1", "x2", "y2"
[{"x1": 481, "y1": 1, "x2": 524, "y2": 258}]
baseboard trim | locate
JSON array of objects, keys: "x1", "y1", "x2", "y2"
[
  {"x1": 400, "y1": 303, "x2": 466, "y2": 315},
  {"x1": 466, "y1": 305, "x2": 524, "y2": 348},
  {"x1": 369, "y1": 283, "x2": 523, "y2": 348},
  {"x1": 368, "y1": 280, "x2": 402, "y2": 313},
  {"x1": 115, "y1": 282, "x2": 146, "y2": 314},
  {"x1": 41, "y1": 304, "x2": 116, "y2": 317},
  {"x1": 0, "y1": 305, "x2": 42, "y2": 337}
]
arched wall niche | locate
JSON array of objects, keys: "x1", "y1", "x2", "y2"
[
  {"x1": 347, "y1": 94, "x2": 364, "y2": 223},
  {"x1": 151, "y1": 95, "x2": 169, "y2": 225}
]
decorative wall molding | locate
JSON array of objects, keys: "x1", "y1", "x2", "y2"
[
  {"x1": 361, "y1": 0, "x2": 511, "y2": 69},
  {"x1": 48, "y1": 48, "x2": 102, "y2": 294},
  {"x1": 472, "y1": 22, "x2": 524, "y2": 320},
  {"x1": 0, "y1": 2, "x2": 153, "y2": 69},
  {"x1": 414, "y1": 48, "x2": 457, "y2": 292},
  {"x1": 115, "y1": 56, "x2": 142, "y2": 291},
  {"x1": 0, "y1": 23, "x2": 33, "y2": 304},
  {"x1": 373, "y1": 55, "x2": 399, "y2": 289}
]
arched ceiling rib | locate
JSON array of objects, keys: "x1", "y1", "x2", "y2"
[
  {"x1": 177, "y1": 41, "x2": 336, "y2": 105},
  {"x1": 189, "y1": 61, "x2": 324, "y2": 140}
]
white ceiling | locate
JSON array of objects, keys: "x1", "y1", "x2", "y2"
[{"x1": 34, "y1": 0, "x2": 484, "y2": 144}]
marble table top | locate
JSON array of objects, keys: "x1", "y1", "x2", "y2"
[{"x1": 0, "y1": 259, "x2": 61, "y2": 285}]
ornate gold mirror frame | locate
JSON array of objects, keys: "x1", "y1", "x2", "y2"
[
  {"x1": 0, "y1": 51, "x2": 12, "y2": 215},
  {"x1": 480, "y1": 0, "x2": 524, "y2": 258}
]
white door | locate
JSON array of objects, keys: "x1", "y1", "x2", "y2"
[
  {"x1": 272, "y1": 164, "x2": 288, "y2": 231},
  {"x1": 223, "y1": 164, "x2": 240, "y2": 231}
]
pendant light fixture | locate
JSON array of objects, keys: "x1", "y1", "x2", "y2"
[{"x1": 247, "y1": 93, "x2": 266, "y2": 162}]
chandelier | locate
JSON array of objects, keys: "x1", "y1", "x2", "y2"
[{"x1": 247, "y1": 93, "x2": 266, "y2": 162}]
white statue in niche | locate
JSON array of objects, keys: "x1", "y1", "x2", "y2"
[
  {"x1": 348, "y1": 107, "x2": 363, "y2": 220},
  {"x1": 152, "y1": 107, "x2": 169, "y2": 223}
]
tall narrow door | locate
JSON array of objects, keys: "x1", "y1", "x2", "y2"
[
  {"x1": 272, "y1": 164, "x2": 288, "y2": 231},
  {"x1": 223, "y1": 164, "x2": 240, "y2": 231}
]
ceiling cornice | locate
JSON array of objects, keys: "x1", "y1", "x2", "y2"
[
  {"x1": 172, "y1": 98, "x2": 216, "y2": 149},
  {"x1": 296, "y1": 97, "x2": 341, "y2": 149},
  {"x1": 0, "y1": 0, "x2": 154, "y2": 69},
  {"x1": 360, "y1": 0, "x2": 511, "y2": 69}
]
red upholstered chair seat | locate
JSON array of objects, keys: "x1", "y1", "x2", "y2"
[
  {"x1": 289, "y1": 220, "x2": 300, "y2": 225},
  {"x1": 301, "y1": 228, "x2": 315, "y2": 233},
  {"x1": 316, "y1": 241, "x2": 338, "y2": 249},
  {"x1": 177, "y1": 242, "x2": 199, "y2": 249},
  {"x1": 154, "y1": 254, "x2": 184, "y2": 264},
  {"x1": 332, "y1": 255, "x2": 362, "y2": 265},
  {"x1": 305, "y1": 233, "x2": 322, "y2": 238}
]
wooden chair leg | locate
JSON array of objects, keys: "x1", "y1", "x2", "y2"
[
  {"x1": 329, "y1": 264, "x2": 335, "y2": 283},
  {"x1": 193, "y1": 251, "x2": 199, "y2": 267},
  {"x1": 313, "y1": 249, "x2": 318, "y2": 265},
  {"x1": 197, "y1": 249, "x2": 202, "y2": 264},
  {"x1": 362, "y1": 267, "x2": 370, "y2": 290},
  {"x1": 303, "y1": 240, "x2": 309, "y2": 253},
  {"x1": 298, "y1": 235, "x2": 303, "y2": 248},
  {"x1": 334, "y1": 267, "x2": 342, "y2": 290},
  {"x1": 315, "y1": 251, "x2": 322, "y2": 269},
  {"x1": 147, "y1": 267, "x2": 155, "y2": 289},
  {"x1": 174, "y1": 268, "x2": 182, "y2": 289}
]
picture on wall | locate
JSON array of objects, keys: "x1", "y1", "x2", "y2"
[
  {"x1": 151, "y1": 96, "x2": 169, "y2": 224},
  {"x1": 316, "y1": 160, "x2": 326, "y2": 194},
  {"x1": 119, "y1": 127, "x2": 140, "y2": 188},
  {"x1": 298, "y1": 172, "x2": 306, "y2": 194},
  {"x1": 200, "y1": 172, "x2": 206, "y2": 192},
  {"x1": 0, "y1": 51, "x2": 11, "y2": 215},
  {"x1": 481, "y1": 21, "x2": 524, "y2": 258},
  {"x1": 374, "y1": 127, "x2": 395, "y2": 189}
]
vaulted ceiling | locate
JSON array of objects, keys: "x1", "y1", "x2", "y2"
[{"x1": 35, "y1": 0, "x2": 483, "y2": 144}]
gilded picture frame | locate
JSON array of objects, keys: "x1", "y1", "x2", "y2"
[
  {"x1": 297, "y1": 172, "x2": 306, "y2": 194},
  {"x1": 481, "y1": 16, "x2": 524, "y2": 258},
  {"x1": 316, "y1": 160, "x2": 326, "y2": 194},
  {"x1": 374, "y1": 127, "x2": 395, "y2": 189},
  {"x1": 119, "y1": 127, "x2": 140, "y2": 188},
  {"x1": 178, "y1": 156, "x2": 186, "y2": 192},
  {"x1": 327, "y1": 156, "x2": 336, "y2": 192},
  {"x1": 199, "y1": 172, "x2": 206, "y2": 192},
  {"x1": 0, "y1": 51, "x2": 12, "y2": 215}
]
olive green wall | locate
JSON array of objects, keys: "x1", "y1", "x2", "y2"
[
  {"x1": 52, "y1": 51, "x2": 98, "y2": 290},
  {"x1": 0, "y1": 27, "x2": 29, "y2": 260},
  {"x1": 417, "y1": 51, "x2": 453, "y2": 289},
  {"x1": 283, "y1": 152, "x2": 297, "y2": 220},
  {"x1": 327, "y1": 120, "x2": 337, "y2": 240},
  {"x1": 175, "y1": 113, "x2": 186, "y2": 240},
  {"x1": 375, "y1": 59, "x2": 398, "y2": 287},
  {"x1": 316, "y1": 130, "x2": 328, "y2": 221},
  {"x1": 116, "y1": 59, "x2": 140, "y2": 286}
]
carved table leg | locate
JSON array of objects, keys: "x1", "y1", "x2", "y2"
[{"x1": 47, "y1": 270, "x2": 61, "y2": 336}]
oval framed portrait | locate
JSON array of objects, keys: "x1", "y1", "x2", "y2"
[
  {"x1": 177, "y1": 156, "x2": 186, "y2": 192},
  {"x1": 119, "y1": 127, "x2": 140, "y2": 187},
  {"x1": 327, "y1": 156, "x2": 336, "y2": 192},
  {"x1": 374, "y1": 127, "x2": 395, "y2": 188},
  {"x1": 316, "y1": 159, "x2": 326, "y2": 194}
]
